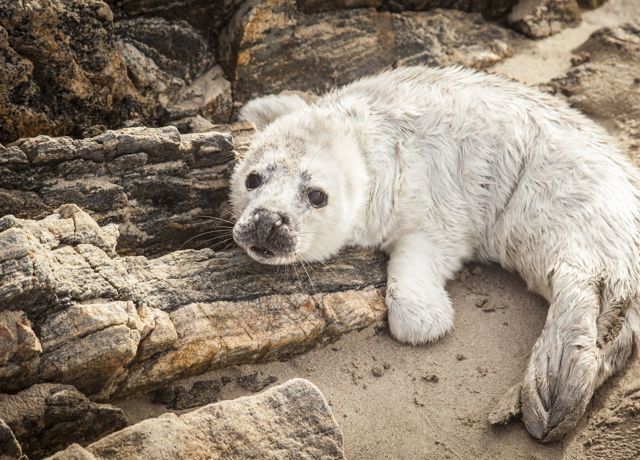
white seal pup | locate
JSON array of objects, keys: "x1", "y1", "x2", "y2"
[{"x1": 229, "y1": 66, "x2": 640, "y2": 441}]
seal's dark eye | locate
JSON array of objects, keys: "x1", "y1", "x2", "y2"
[
  {"x1": 246, "y1": 173, "x2": 262, "y2": 190},
  {"x1": 308, "y1": 189, "x2": 328, "y2": 208}
]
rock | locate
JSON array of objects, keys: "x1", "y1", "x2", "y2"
[
  {"x1": 168, "y1": 66, "x2": 233, "y2": 123},
  {"x1": 0, "y1": 418, "x2": 24, "y2": 460},
  {"x1": 114, "y1": 17, "x2": 232, "y2": 123},
  {"x1": 49, "y1": 379, "x2": 345, "y2": 460},
  {"x1": 237, "y1": 371, "x2": 278, "y2": 392},
  {"x1": 106, "y1": 1, "x2": 246, "y2": 45},
  {"x1": 382, "y1": 1, "x2": 518, "y2": 19},
  {"x1": 0, "y1": 384, "x2": 127, "y2": 459},
  {"x1": 219, "y1": 1, "x2": 517, "y2": 104},
  {"x1": 393, "y1": 10, "x2": 515, "y2": 69},
  {"x1": 371, "y1": 366, "x2": 385, "y2": 377},
  {"x1": 422, "y1": 373, "x2": 439, "y2": 383},
  {"x1": 0, "y1": 311, "x2": 42, "y2": 366},
  {"x1": 577, "y1": 0, "x2": 607, "y2": 7},
  {"x1": 548, "y1": 24, "x2": 640, "y2": 160},
  {"x1": 152, "y1": 377, "x2": 230, "y2": 410},
  {"x1": 0, "y1": 206, "x2": 386, "y2": 399},
  {"x1": 0, "y1": 0, "x2": 146, "y2": 144},
  {"x1": 508, "y1": 0, "x2": 582, "y2": 39},
  {"x1": 115, "y1": 17, "x2": 213, "y2": 83},
  {"x1": 0, "y1": 125, "x2": 246, "y2": 255},
  {"x1": 168, "y1": 115, "x2": 217, "y2": 134},
  {"x1": 297, "y1": 0, "x2": 381, "y2": 13}
]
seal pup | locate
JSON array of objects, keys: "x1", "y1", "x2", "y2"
[{"x1": 229, "y1": 66, "x2": 640, "y2": 441}]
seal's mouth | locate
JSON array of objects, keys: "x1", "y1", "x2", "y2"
[{"x1": 250, "y1": 245, "x2": 274, "y2": 258}]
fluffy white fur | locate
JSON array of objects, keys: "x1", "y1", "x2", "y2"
[{"x1": 230, "y1": 66, "x2": 640, "y2": 441}]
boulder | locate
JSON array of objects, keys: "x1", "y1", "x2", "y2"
[
  {"x1": 219, "y1": 1, "x2": 518, "y2": 104},
  {"x1": 0, "y1": 0, "x2": 146, "y2": 144},
  {"x1": 0, "y1": 205, "x2": 386, "y2": 399},
  {"x1": 0, "y1": 384, "x2": 127, "y2": 459},
  {"x1": 48, "y1": 379, "x2": 345, "y2": 460}
]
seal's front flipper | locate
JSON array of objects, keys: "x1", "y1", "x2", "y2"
[{"x1": 384, "y1": 233, "x2": 462, "y2": 345}]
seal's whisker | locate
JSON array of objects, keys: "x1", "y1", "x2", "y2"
[
  {"x1": 180, "y1": 228, "x2": 234, "y2": 249},
  {"x1": 197, "y1": 234, "x2": 234, "y2": 247},
  {"x1": 297, "y1": 256, "x2": 316, "y2": 293},
  {"x1": 208, "y1": 238, "x2": 234, "y2": 252},
  {"x1": 195, "y1": 215, "x2": 236, "y2": 225}
]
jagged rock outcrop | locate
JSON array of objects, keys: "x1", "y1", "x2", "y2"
[
  {"x1": 48, "y1": 379, "x2": 345, "y2": 460},
  {"x1": 0, "y1": 204, "x2": 386, "y2": 399},
  {"x1": 0, "y1": 0, "x2": 147, "y2": 144},
  {"x1": 219, "y1": 1, "x2": 518, "y2": 104},
  {"x1": 0, "y1": 384, "x2": 127, "y2": 460},
  {"x1": 0, "y1": 125, "x2": 253, "y2": 255},
  {"x1": 548, "y1": 23, "x2": 640, "y2": 160}
]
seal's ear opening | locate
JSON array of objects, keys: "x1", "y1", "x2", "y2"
[{"x1": 239, "y1": 92, "x2": 311, "y2": 130}]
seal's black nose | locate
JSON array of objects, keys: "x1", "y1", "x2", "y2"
[{"x1": 253, "y1": 208, "x2": 290, "y2": 243}]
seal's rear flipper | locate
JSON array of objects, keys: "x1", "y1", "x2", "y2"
[{"x1": 239, "y1": 93, "x2": 311, "y2": 130}]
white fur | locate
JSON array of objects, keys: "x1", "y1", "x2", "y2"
[{"x1": 232, "y1": 66, "x2": 640, "y2": 441}]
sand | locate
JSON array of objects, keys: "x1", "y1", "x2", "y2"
[{"x1": 115, "y1": 2, "x2": 639, "y2": 459}]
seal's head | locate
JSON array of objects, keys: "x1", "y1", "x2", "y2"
[{"x1": 230, "y1": 94, "x2": 368, "y2": 265}]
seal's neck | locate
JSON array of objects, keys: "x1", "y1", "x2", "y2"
[{"x1": 335, "y1": 102, "x2": 403, "y2": 249}]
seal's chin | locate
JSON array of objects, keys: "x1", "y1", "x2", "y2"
[{"x1": 245, "y1": 245, "x2": 297, "y2": 265}]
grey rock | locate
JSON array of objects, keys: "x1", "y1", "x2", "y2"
[
  {"x1": 152, "y1": 377, "x2": 230, "y2": 410},
  {"x1": 237, "y1": 371, "x2": 278, "y2": 392},
  {"x1": 49, "y1": 379, "x2": 344, "y2": 460},
  {"x1": 508, "y1": 0, "x2": 582, "y2": 39},
  {"x1": 168, "y1": 66, "x2": 233, "y2": 123},
  {"x1": 168, "y1": 116, "x2": 217, "y2": 134},
  {"x1": 0, "y1": 384, "x2": 127, "y2": 460},
  {"x1": 0, "y1": 205, "x2": 386, "y2": 399}
]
